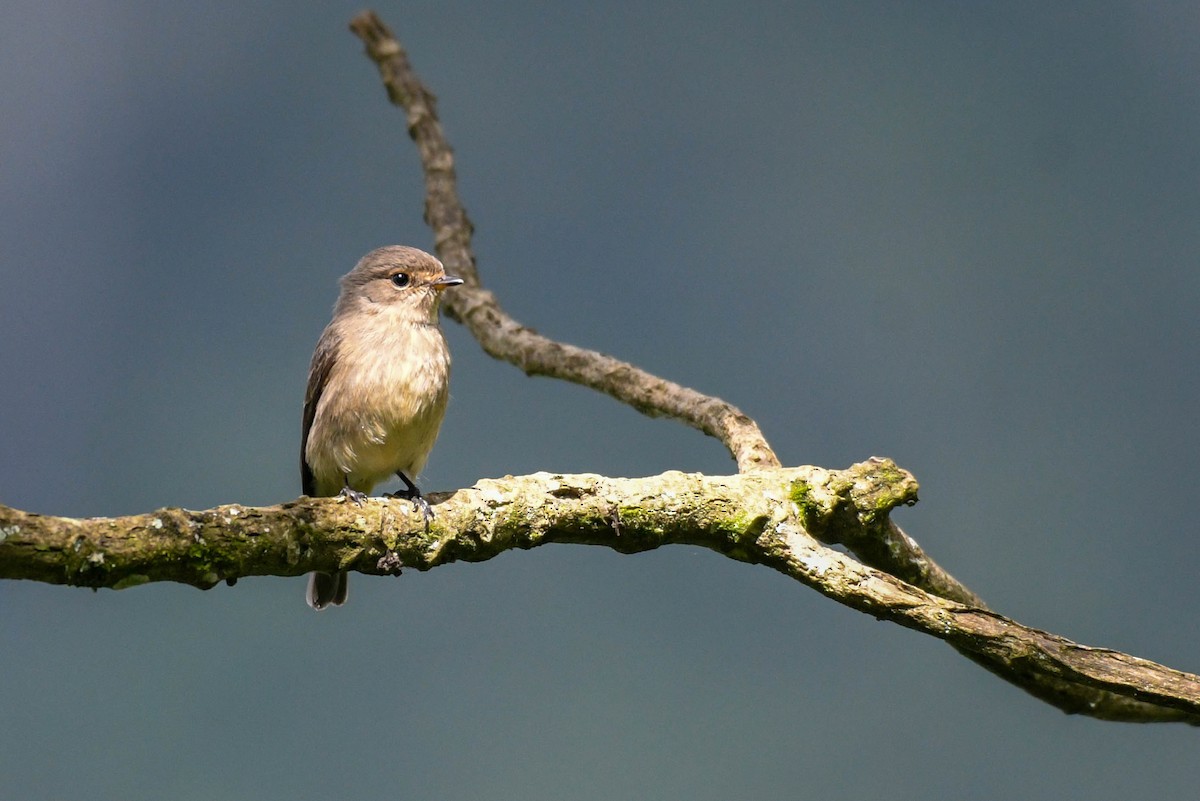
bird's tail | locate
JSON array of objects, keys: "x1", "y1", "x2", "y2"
[{"x1": 306, "y1": 571, "x2": 348, "y2": 610}]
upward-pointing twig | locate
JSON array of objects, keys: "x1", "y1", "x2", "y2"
[
  {"x1": 345, "y1": 10, "x2": 1200, "y2": 725},
  {"x1": 348, "y1": 11, "x2": 780, "y2": 474}
]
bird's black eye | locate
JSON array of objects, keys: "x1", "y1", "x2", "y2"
[{"x1": 390, "y1": 272, "x2": 411, "y2": 288}]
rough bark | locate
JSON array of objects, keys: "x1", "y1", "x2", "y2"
[
  {"x1": 4, "y1": 10, "x2": 1198, "y2": 732},
  {"x1": 3, "y1": 459, "x2": 1197, "y2": 724},
  {"x1": 348, "y1": 11, "x2": 780, "y2": 474}
]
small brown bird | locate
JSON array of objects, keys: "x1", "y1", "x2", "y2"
[{"x1": 301, "y1": 245, "x2": 462, "y2": 610}]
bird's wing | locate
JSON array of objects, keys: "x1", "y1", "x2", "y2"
[{"x1": 300, "y1": 327, "x2": 340, "y2": 497}]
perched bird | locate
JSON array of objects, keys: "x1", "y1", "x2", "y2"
[{"x1": 301, "y1": 245, "x2": 462, "y2": 609}]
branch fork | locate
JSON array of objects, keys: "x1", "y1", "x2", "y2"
[{"x1": 2, "y1": 9, "x2": 1198, "y2": 730}]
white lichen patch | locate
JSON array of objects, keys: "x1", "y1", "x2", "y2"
[
  {"x1": 796, "y1": 549, "x2": 837, "y2": 576},
  {"x1": 475, "y1": 481, "x2": 509, "y2": 505}
]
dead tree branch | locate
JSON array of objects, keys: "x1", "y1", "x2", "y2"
[
  {"x1": 2, "y1": 10, "x2": 1196, "y2": 732},
  {"x1": 346, "y1": 11, "x2": 983, "y2": 608},
  {"x1": 342, "y1": 10, "x2": 1200, "y2": 724},
  {"x1": 347, "y1": 12, "x2": 779, "y2": 474},
  {"x1": 1, "y1": 459, "x2": 1197, "y2": 724}
]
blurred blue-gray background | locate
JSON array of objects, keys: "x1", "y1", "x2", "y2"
[{"x1": 3, "y1": 2, "x2": 1199, "y2": 799}]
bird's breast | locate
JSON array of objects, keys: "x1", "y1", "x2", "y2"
[{"x1": 305, "y1": 315, "x2": 452, "y2": 494}]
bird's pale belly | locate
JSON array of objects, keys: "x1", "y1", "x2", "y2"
[{"x1": 305, "y1": 318, "x2": 451, "y2": 496}]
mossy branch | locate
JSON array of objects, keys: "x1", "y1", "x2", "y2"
[
  {"x1": 3, "y1": 458, "x2": 1199, "y2": 724},
  {"x1": 7, "y1": 10, "x2": 1198, "y2": 736}
]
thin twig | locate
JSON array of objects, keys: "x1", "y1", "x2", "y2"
[
  {"x1": 347, "y1": 9, "x2": 989, "y2": 613},
  {"x1": 339, "y1": 11, "x2": 1200, "y2": 724},
  {"x1": 348, "y1": 11, "x2": 780, "y2": 473}
]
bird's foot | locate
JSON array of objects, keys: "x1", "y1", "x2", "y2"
[
  {"x1": 384, "y1": 489, "x2": 434, "y2": 528},
  {"x1": 338, "y1": 486, "x2": 368, "y2": 507}
]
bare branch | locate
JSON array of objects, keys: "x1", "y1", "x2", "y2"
[
  {"x1": 2, "y1": 459, "x2": 1197, "y2": 724},
  {"x1": 346, "y1": 8, "x2": 983, "y2": 639},
  {"x1": 8, "y1": 10, "x2": 1189, "y2": 732},
  {"x1": 334, "y1": 11, "x2": 1200, "y2": 724},
  {"x1": 348, "y1": 11, "x2": 780, "y2": 474}
]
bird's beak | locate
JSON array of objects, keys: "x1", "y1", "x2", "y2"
[{"x1": 433, "y1": 275, "x2": 464, "y2": 291}]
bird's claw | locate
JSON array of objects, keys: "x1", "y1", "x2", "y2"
[
  {"x1": 338, "y1": 486, "x2": 368, "y2": 507},
  {"x1": 384, "y1": 491, "x2": 434, "y2": 528}
]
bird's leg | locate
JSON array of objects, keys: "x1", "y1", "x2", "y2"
[
  {"x1": 387, "y1": 470, "x2": 434, "y2": 528},
  {"x1": 338, "y1": 474, "x2": 368, "y2": 506}
]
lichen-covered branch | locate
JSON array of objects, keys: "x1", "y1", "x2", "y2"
[
  {"x1": 347, "y1": 11, "x2": 779, "y2": 474},
  {"x1": 335, "y1": 11, "x2": 1200, "y2": 725},
  {"x1": 345, "y1": 7, "x2": 985, "y2": 652},
  {"x1": 2, "y1": 458, "x2": 1197, "y2": 724}
]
